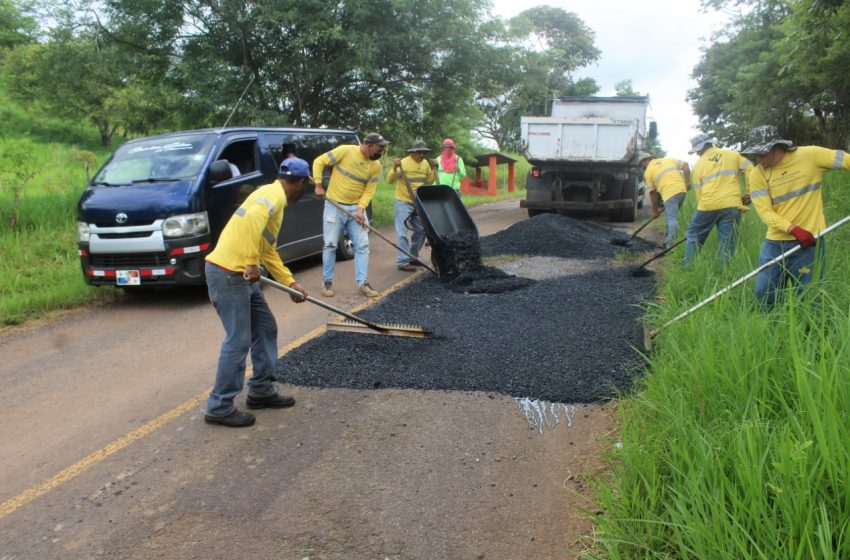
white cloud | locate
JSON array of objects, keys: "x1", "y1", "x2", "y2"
[{"x1": 488, "y1": 0, "x2": 729, "y2": 161}]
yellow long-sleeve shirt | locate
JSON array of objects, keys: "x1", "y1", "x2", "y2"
[
  {"x1": 691, "y1": 147, "x2": 750, "y2": 211},
  {"x1": 205, "y1": 180, "x2": 295, "y2": 286},
  {"x1": 312, "y1": 144, "x2": 380, "y2": 209},
  {"x1": 750, "y1": 146, "x2": 849, "y2": 240},
  {"x1": 386, "y1": 156, "x2": 437, "y2": 204},
  {"x1": 644, "y1": 157, "x2": 688, "y2": 202}
]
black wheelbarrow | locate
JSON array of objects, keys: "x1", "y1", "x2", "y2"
[{"x1": 413, "y1": 185, "x2": 481, "y2": 277}]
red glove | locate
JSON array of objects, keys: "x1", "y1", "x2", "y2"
[{"x1": 789, "y1": 226, "x2": 816, "y2": 249}]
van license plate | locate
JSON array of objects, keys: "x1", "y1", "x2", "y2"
[{"x1": 116, "y1": 270, "x2": 141, "y2": 286}]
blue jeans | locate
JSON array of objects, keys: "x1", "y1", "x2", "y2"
[
  {"x1": 663, "y1": 192, "x2": 686, "y2": 248},
  {"x1": 684, "y1": 207, "x2": 741, "y2": 267},
  {"x1": 205, "y1": 263, "x2": 278, "y2": 417},
  {"x1": 754, "y1": 239, "x2": 826, "y2": 309},
  {"x1": 322, "y1": 201, "x2": 370, "y2": 286},
  {"x1": 394, "y1": 200, "x2": 425, "y2": 267}
]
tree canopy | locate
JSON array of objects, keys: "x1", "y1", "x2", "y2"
[
  {"x1": 689, "y1": 0, "x2": 850, "y2": 149},
  {"x1": 2, "y1": 0, "x2": 608, "y2": 152}
]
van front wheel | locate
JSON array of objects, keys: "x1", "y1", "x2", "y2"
[{"x1": 336, "y1": 231, "x2": 355, "y2": 261}]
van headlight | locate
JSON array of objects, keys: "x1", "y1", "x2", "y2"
[
  {"x1": 77, "y1": 221, "x2": 90, "y2": 242},
  {"x1": 162, "y1": 212, "x2": 209, "y2": 238}
]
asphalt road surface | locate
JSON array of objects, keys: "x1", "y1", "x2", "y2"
[{"x1": 0, "y1": 200, "x2": 645, "y2": 560}]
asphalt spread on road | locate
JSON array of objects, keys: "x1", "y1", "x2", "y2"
[{"x1": 276, "y1": 213, "x2": 657, "y2": 403}]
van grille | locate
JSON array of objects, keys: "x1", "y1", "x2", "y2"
[{"x1": 89, "y1": 254, "x2": 169, "y2": 268}]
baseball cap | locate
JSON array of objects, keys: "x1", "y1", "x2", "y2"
[
  {"x1": 363, "y1": 132, "x2": 390, "y2": 146},
  {"x1": 442, "y1": 138, "x2": 456, "y2": 148},
  {"x1": 278, "y1": 157, "x2": 315, "y2": 183}
]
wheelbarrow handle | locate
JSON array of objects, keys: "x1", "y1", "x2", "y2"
[{"x1": 325, "y1": 198, "x2": 438, "y2": 275}]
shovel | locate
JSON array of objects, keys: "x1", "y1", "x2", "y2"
[
  {"x1": 325, "y1": 198, "x2": 438, "y2": 275},
  {"x1": 611, "y1": 213, "x2": 660, "y2": 246},
  {"x1": 643, "y1": 215, "x2": 850, "y2": 351},
  {"x1": 629, "y1": 237, "x2": 686, "y2": 277},
  {"x1": 260, "y1": 276, "x2": 432, "y2": 338}
]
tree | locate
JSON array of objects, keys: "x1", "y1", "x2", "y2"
[
  {"x1": 4, "y1": 32, "x2": 177, "y2": 146},
  {"x1": 472, "y1": 6, "x2": 600, "y2": 151},
  {"x1": 102, "y1": 0, "x2": 499, "y2": 146},
  {"x1": 689, "y1": 0, "x2": 850, "y2": 149},
  {"x1": 615, "y1": 80, "x2": 639, "y2": 97},
  {"x1": 0, "y1": 0, "x2": 37, "y2": 49}
]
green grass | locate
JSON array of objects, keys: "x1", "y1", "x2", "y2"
[{"x1": 585, "y1": 171, "x2": 850, "y2": 559}]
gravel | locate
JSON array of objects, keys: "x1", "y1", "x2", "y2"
[{"x1": 276, "y1": 213, "x2": 657, "y2": 403}]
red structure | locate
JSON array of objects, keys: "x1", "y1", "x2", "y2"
[{"x1": 459, "y1": 152, "x2": 517, "y2": 196}]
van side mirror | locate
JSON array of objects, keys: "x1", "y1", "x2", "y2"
[
  {"x1": 209, "y1": 160, "x2": 232, "y2": 185},
  {"x1": 648, "y1": 121, "x2": 658, "y2": 140}
]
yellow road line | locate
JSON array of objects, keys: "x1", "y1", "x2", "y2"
[{"x1": 0, "y1": 273, "x2": 422, "y2": 521}]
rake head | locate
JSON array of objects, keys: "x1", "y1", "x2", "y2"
[
  {"x1": 610, "y1": 236, "x2": 630, "y2": 246},
  {"x1": 326, "y1": 320, "x2": 433, "y2": 338}
]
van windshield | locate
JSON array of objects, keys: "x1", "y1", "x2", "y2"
[{"x1": 92, "y1": 133, "x2": 217, "y2": 185}]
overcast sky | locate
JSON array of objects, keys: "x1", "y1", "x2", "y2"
[{"x1": 489, "y1": 0, "x2": 731, "y2": 162}]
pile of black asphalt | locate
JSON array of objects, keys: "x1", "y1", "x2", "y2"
[{"x1": 276, "y1": 213, "x2": 657, "y2": 403}]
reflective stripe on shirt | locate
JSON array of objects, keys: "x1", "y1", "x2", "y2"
[
  {"x1": 696, "y1": 169, "x2": 738, "y2": 189},
  {"x1": 750, "y1": 188, "x2": 770, "y2": 199},
  {"x1": 834, "y1": 150, "x2": 846, "y2": 169},
  {"x1": 263, "y1": 229, "x2": 276, "y2": 245},
  {"x1": 336, "y1": 165, "x2": 376, "y2": 184},
  {"x1": 654, "y1": 166, "x2": 679, "y2": 183},
  {"x1": 255, "y1": 197, "x2": 275, "y2": 213},
  {"x1": 325, "y1": 151, "x2": 338, "y2": 165},
  {"x1": 771, "y1": 182, "x2": 821, "y2": 205}
]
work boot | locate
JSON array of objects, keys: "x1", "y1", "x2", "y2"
[
  {"x1": 246, "y1": 392, "x2": 296, "y2": 409},
  {"x1": 321, "y1": 282, "x2": 335, "y2": 297},
  {"x1": 204, "y1": 409, "x2": 256, "y2": 427},
  {"x1": 398, "y1": 264, "x2": 416, "y2": 272},
  {"x1": 358, "y1": 282, "x2": 379, "y2": 298}
]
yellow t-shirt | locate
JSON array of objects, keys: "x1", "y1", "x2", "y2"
[
  {"x1": 312, "y1": 144, "x2": 380, "y2": 209},
  {"x1": 691, "y1": 147, "x2": 750, "y2": 211},
  {"x1": 643, "y1": 157, "x2": 688, "y2": 202},
  {"x1": 750, "y1": 146, "x2": 849, "y2": 240},
  {"x1": 206, "y1": 180, "x2": 295, "y2": 285},
  {"x1": 387, "y1": 156, "x2": 437, "y2": 204}
]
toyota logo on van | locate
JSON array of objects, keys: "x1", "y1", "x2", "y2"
[{"x1": 115, "y1": 213, "x2": 128, "y2": 224}]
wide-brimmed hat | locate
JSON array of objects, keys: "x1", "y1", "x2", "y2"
[
  {"x1": 688, "y1": 132, "x2": 715, "y2": 154},
  {"x1": 363, "y1": 132, "x2": 390, "y2": 146},
  {"x1": 407, "y1": 139, "x2": 430, "y2": 153},
  {"x1": 741, "y1": 125, "x2": 796, "y2": 156},
  {"x1": 279, "y1": 157, "x2": 315, "y2": 183}
]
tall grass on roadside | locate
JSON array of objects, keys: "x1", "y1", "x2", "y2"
[{"x1": 586, "y1": 172, "x2": 850, "y2": 559}]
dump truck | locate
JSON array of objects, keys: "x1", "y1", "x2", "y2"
[{"x1": 520, "y1": 96, "x2": 656, "y2": 222}]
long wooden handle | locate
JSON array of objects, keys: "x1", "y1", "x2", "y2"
[
  {"x1": 653, "y1": 214, "x2": 850, "y2": 337},
  {"x1": 325, "y1": 198, "x2": 438, "y2": 275},
  {"x1": 259, "y1": 276, "x2": 388, "y2": 333},
  {"x1": 634, "y1": 237, "x2": 686, "y2": 270}
]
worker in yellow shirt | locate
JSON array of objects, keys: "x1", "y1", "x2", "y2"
[
  {"x1": 313, "y1": 132, "x2": 389, "y2": 298},
  {"x1": 387, "y1": 139, "x2": 437, "y2": 271},
  {"x1": 203, "y1": 158, "x2": 311, "y2": 427},
  {"x1": 640, "y1": 152, "x2": 691, "y2": 248},
  {"x1": 685, "y1": 133, "x2": 751, "y2": 267},
  {"x1": 743, "y1": 125, "x2": 850, "y2": 308}
]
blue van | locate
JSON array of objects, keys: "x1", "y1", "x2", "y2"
[{"x1": 76, "y1": 127, "x2": 361, "y2": 287}]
